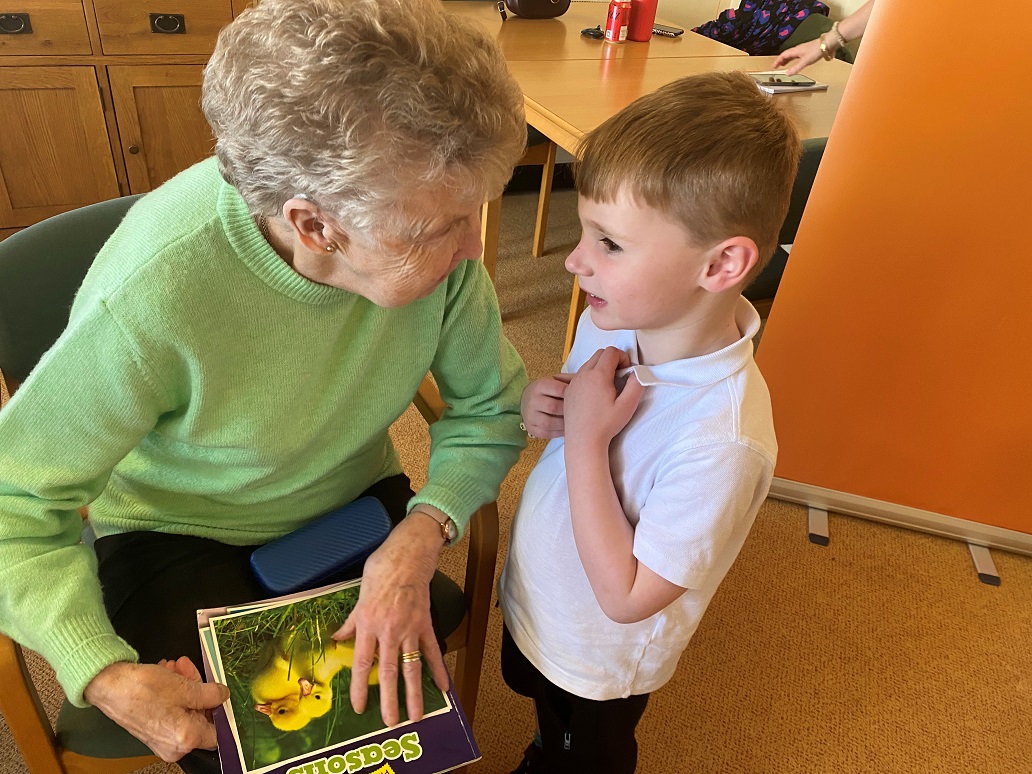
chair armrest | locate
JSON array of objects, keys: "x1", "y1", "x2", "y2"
[
  {"x1": 462, "y1": 500, "x2": 499, "y2": 635},
  {"x1": 0, "y1": 632, "x2": 64, "y2": 774},
  {"x1": 413, "y1": 375, "x2": 447, "y2": 425},
  {"x1": 413, "y1": 376, "x2": 500, "y2": 725}
]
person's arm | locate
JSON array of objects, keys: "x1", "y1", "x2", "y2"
[
  {"x1": 562, "y1": 347, "x2": 687, "y2": 624},
  {"x1": 0, "y1": 301, "x2": 234, "y2": 763},
  {"x1": 772, "y1": 0, "x2": 874, "y2": 75},
  {"x1": 837, "y1": 0, "x2": 874, "y2": 43},
  {"x1": 0, "y1": 303, "x2": 167, "y2": 699},
  {"x1": 0, "y1": 303, "x2": 228, "y2": 760},
  {"x1": 416, "y1": 259, "x2": 529, "y2": 529},
  {"x1": 333, "y1": 508, "x2": 446, "y2": 727},
  {"x1": 336, "y1": 259, "x2": 527, "y2": 726}
]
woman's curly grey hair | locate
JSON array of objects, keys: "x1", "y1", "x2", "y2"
[{"x1": 202, "y1": 0, "x2": 527, "y2": 232}]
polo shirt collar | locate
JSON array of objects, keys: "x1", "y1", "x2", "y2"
[{"x1": 620, "y1": 298, "x2": 761, "y2": 388}]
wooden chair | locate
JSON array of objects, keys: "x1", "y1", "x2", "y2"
[
  {"x1": 481, "y1": 132, "x2": 558, "y2": 281},
  {"x1": 0, "y1": 197, "x2": 499, "y2": 773}
]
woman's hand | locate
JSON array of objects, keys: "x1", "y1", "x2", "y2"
[
  {"x1": 333, "y1": 512, "x2": 448, "y2": 726},
  {"x1": 83, "y1": 658, "x2": 228, "y2": 762},
  {"x1": 520, "y1": 374, "x2": 573, "y2": 439},
  {"x1": 772, "y1": 38, "x2": 825, "y2": 75},
  {"x1": 564, "y1": 347, "x2": 644, "y2": 452}
]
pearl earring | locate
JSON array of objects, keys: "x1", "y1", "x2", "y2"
[{"x1": 325, "y1": 244, "x2": 336, "y2": 253}]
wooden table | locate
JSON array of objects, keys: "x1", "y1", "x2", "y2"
[
  {"x1": 511, "y1": 55, "x2": 853, "y2": 154},
  {"x1": 444, "y1": 1, "x2": 744, "y2": 61}
]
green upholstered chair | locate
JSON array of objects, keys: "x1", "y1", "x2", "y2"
[
  {"x1": 744, "y1": 136, "x2": 828, "y2": 313},
  {"x1": 0, "y1": 197, "x2": 498, "y2": 774}
]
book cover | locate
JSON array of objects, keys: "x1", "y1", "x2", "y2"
[{"x1": 197, "y1": 579, "x2": 480, "y2": 774}]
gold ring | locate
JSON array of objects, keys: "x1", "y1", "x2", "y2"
[
  {"x1": 401, "y1": 650, "x2": 421, "y2": 663},
  {"x1": 519, "y1": 421, "x2": 536, "y2": 439}
]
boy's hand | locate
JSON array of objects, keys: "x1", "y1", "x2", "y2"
[
  {"x1": 520, "y1": 373, "x2": 573, "y2": 439},
  {"x1": 565, "y1": 347, "x2": 644, "y2": 449}
]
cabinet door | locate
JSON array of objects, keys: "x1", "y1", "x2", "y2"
[
  {"x1": 0, "y1": 67, "x2": 120, "y2": 228},
  {"x1": 108, "y1": 65, "x2": 214, "y2": 193}
]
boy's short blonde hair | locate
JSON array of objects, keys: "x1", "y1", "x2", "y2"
[{"x1": 575, "y1": 71, "x2": 801, "y2": 283}]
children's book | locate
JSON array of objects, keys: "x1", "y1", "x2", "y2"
[{"x1": 197, "y1": 579, "x2": 480, "y2": 774}]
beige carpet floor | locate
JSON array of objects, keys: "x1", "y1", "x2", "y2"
[{"x1": 3, "y1": 188, "x2": 1031, "y2": 774}]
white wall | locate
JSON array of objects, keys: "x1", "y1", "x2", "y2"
[{"x1": 656, "y1": 0, "x2": 866, "y2": 30}]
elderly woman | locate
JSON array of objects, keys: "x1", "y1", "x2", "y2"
[{"x1": 0, "y1": 0, "x2": 527, "y2": 768}]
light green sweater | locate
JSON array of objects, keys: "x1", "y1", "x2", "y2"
[{"x1": 0, "y1": 158, "x2": 527, "y2": 706}]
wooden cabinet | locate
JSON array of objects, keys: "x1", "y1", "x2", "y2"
[
  {"x1": 0, "y1": 66, "x2": 119, "y2": 226},
  {"x1": 0, "y1": 0, "x2": 245, "y2": 232},
  {"x1": 108, "y1": 66, "x2": 212, "y2": 193}
]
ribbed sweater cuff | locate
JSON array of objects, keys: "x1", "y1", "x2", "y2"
[
  {"x1": 409, "y1": 477, "x2": 492, "y2": 541},
  {"x1": 39, "y1": 615, "x2": 139, "y2": 708}
]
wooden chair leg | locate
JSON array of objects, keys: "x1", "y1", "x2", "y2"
[
  {"x1": 531, "y1": 141, "x2": 557, "y2": 258},
  {"x1": 564, "y1": 277, "x2": 587, "y2": 360},
  {"x1": 480, "y1": 197, "x2": 502, "y2": 283}
]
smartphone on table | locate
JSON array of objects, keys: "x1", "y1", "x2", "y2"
[
  {"x1": 754, "y1": 73, "x2": 819, "y2": 88},
  {"x1": 652, "y1": 23, "x2": 685, "y2": 37}
]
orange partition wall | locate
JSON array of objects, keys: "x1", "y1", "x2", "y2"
[{"x1": 755, "y1": 0, "x2": 1032, "y2": 544}]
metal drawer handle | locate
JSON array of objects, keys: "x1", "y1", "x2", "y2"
[
  {"x1": 0, "y1": 13, "x2": 32, "y2": 34},
  {"x1": 149, "y1": 13, "x2": 186, "y2": 34}
]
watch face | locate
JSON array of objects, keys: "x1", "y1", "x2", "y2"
[{"x1": 444, "y1": 518, "x2": 458, "y2": 543}]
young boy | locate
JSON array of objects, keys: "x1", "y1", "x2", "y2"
[{"x1": 498, "y1": 71, "x2": 801, "y2": 773}]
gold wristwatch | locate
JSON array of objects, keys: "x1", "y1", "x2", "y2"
[
  {"x1": 412, "y1": 507, "x2": 457, "y2": 545},
  {"x1": 819, "y1": 34, "x2": 834, "y2": 61}
]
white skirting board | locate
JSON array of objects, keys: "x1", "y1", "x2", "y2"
[{"x1": 769, "y1": 478, "x2": 1032, "y2": 557}]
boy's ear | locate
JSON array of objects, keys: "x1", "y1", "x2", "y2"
[{"x1": 700, "y1": 237, "x2": 760, "y2": 292}]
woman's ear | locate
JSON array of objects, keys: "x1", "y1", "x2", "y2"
[
  {"x1": 700, "y1": 236, "x2": 760, "y2": 292},
  {"x1": 282, "y1": 198, "x2": 343, "y2": 254}
]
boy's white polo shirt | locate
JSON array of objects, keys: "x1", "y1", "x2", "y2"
[{"x1": 500, "y1": 298, "x2": 777, "y2": 701}]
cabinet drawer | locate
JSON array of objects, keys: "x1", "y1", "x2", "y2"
[
  {"x1": 0, "y1": 1, "x2": 91, "y2": 55},
  {"x1": 94, "y1": 0, "x2": 233, "y2": 55}
]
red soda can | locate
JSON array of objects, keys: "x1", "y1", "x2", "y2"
[{"x1": 604, "y1": 0, "x2": 631, "y2": 43}]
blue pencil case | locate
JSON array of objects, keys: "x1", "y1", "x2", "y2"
[{"x1": 250, "y1": 496, "x2": 393, "y2": 595}]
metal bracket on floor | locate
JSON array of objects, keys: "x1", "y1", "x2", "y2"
[
  {"x1": 807, "y1": 507, "x2": 830, "y2": 546},
  {"x1": 967, "y1": 543, "x2": 1001, "y2": 586}
]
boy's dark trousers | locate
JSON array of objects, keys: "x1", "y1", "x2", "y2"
[{"x1": 501, "y1": 624, "x2": 650, "y2": 773}]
